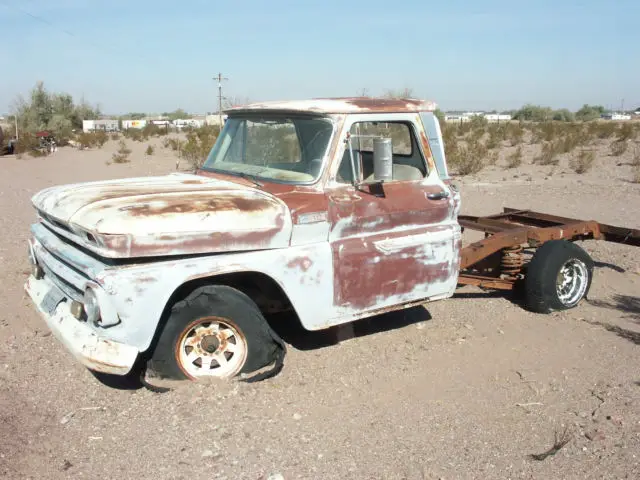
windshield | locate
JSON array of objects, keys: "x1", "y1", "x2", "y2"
[{"x1": 201, "y1": 115, "x2": 334, "y2": 184}]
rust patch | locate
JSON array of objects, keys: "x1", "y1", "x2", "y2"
[
  {"x1": 287, "y1": 257, "x2": 313, "y2": 272},
  {"x1": 121, "y1": 195, "x2": 266, "y2": 217},
  {"x1": 343, "y1": 97, "x2": 428, "y2": 112}
]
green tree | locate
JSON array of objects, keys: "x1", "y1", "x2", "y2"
[
  {"x1": 575, "y1": 104, "x2": 605, "y2": 121},
  {"x1": 13, "y1": 81, "x2": 100, "y2": 142},
  {"x1": 552, "y1": 109, "x2": 575, "y2": 122},
  {"x1": 512, "y1": 104, "x2": 553, "y2": 122}
]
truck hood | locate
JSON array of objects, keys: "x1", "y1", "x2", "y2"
[{"x1": 31, "y1": 173, "x2": 292, "y2": 258}]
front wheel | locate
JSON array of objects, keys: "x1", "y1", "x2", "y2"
[
  {"x1": 524, "y1": 240, "x2": 594, "y2": 314},
  {"x1": 147, "y1": 285, "x2": 285, "y2": 381}
]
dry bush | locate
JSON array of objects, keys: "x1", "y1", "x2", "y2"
[
  {"x1": 13, "y1": 133, "x2": 41, "y2": 155},
  {"x1": 632, "y1": 146, "x2": 640, "y2": 166},
  {"x1": 110, "y1": 133, "x2": 120, "y2": 141},
  {"x1": 506, "y1": 146, "x2": 523, "y2": 168},
  {"x1": 617, "y1": 123, "x2": 636, "y2": 142},
  {"x1": 632, "y1": 164, "x2": 640, "y2": 183},
  {"x1": 449, "y1": 139, "x2": 487, "y2": 175},
  {"x1": 122, "y1": 128, "x2": 144, "y2": 142},
  {"x1": 570, "y1": 149, "x2": 595, "y2": 174},
  {"x1": 507, "y1": 123, "x2": 524, "y2": 146},
  {"x1": 588, "y1": 121, "x2": 617, "y2": 139},
  {"x1": 145, "y1": 145, "x2": 155, "y2": 156},
  {"x1": 94, "y1": 131, "x2": 108, "y2": 147},
  {"x1": 181, "y1": 125, "x2": 220, "y2": 169},
  {"x1": 535, "y1": 141, "x2": 560, "y2": 165},
  {"x1": 610, "y1": 140, "x2": 628, "y2": 156},
  {"x1": 486, "y1": 150, "x2": 499, "y2": 166},
  {"x1": 111, "y1": 140, "x2": 131, "y2": 163},
  {"x1": 165, "y1": 138, "x2": 183, "y2": 152}
]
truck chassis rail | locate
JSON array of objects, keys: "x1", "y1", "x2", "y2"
[{"x1": 457, "y1": 207, "x2": 640, "y2": 290}]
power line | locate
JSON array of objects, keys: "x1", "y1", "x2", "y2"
[
  {"x1": 0, "y1": 0, "x2": 77, "y2": 38},
  {"x1": 0, "y1": 0, "x2": 147, "y2": 62}
]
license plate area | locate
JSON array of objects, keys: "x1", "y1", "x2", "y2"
[{"x1": 41, "y1": 285, "x2": 66, "y2": 315}]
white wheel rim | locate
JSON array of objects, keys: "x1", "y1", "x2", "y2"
[
  {"x1": 555, "y1": 258, "x2": 589, "y2": 306},
  {"x1": 176, "y1": 317, "x2": 247, "y2": 379}
]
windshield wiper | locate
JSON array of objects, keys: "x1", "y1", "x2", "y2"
[{"x1": 236, "y1": 172, "x2": 263, "y2": 188}]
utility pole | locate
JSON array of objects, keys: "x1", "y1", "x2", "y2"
[{"x1": 213, "y1": 73, "x2": 228, "y2": 128}]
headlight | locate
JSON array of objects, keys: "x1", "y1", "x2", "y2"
[{"x1": 84, "y1": 288, "x2": 101, "y2": 326}]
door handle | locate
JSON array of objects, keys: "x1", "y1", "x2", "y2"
[{"x1": 427, "y1": 190, "x2": 450, "y2": 200}]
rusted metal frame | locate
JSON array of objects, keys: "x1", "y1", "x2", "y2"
[
  {"x1": 457, "y1": 273, "x2": 515, "y2": 290},
  {"x1": 502, "y1": 207, "x2": 640, "y2": 247},
  {"x1": 460, "y1": 221, "x2": 601, "y2": 270},
  {"x1": 458, "y1": 215, "x2": 522, "y2": 233}
]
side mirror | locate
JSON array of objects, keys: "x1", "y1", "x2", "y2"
[{"x1": 372, "y1": 137, "x2": 393, "y2": 182}]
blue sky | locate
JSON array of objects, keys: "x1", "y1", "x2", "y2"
[{"x1": 1, "y1": 0, "x2": 637, "y2": 114}]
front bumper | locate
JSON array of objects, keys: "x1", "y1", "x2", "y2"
[{"x1": 24, "y1": 274, "x2": 139, "y2": 376}]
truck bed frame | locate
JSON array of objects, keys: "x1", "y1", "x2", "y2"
[{"x1": 457, "y1": 207, "x2": 640, "y2": 290}]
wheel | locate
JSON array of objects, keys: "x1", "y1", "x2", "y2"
[
  {"x1": 147, "y1": 285, "x2": 285, "y2": 381},
  {"x1": 524, "y1": 240, "x2": 594, "y2": 313}
]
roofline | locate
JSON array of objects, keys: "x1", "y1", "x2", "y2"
[{"x1": 224, "y1": 97, "x2": 438, "y2": 115}]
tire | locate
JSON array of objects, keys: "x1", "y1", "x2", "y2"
[
  {"x1": 524, "y1": 240, "x2": 594, "y2": 314},
  {"x1": 147, "y1": 285, "x2": 284, "y2": 381}
]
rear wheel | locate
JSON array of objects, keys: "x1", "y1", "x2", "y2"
[
  {"x1": 524, "y1": 240, "x2": 594, "y2": 313},
  {"x1": 147, "y1": 285, "x2": 284, "y2": 381}
]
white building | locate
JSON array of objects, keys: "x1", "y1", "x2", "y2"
[
  {"x1": 205, "y1": 114, "x2": 228, "y2": 126},
  {"x1": 83, "y1": 119, "x2": 119, "y2": 133},
  {"x1": 121, "y1": 119, "x2": 147, "y2": 129},
  {"x1": 173, "y1": 118, "x2": 205, "y2": 129},
  {"x1": 484, "y1": 114, "x2": 512, "y2": 123},
  {"x1": 601, "y1": 113, "x2": 631, "y2": 121}
]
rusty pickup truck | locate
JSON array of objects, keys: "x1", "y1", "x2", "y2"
[{"x1": 24, "y1": 97, "x2": 639, "y2": 383}]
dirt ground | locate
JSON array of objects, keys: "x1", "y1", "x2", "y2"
[{"x1": 1, "y1": 137, "x2": 639, "y2": 480}]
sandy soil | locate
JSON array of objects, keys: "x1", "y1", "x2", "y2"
[{"x1": 1, "y1": 137, "x2": 639, "y2": 480}]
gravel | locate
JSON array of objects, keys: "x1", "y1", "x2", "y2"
[{"x1": 1, "y1": 138, "x2": 639, "y2": 479}]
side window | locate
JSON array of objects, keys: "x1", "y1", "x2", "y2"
[{"x1": 336, "y1": 121, "x2": 427, "y2": 184}]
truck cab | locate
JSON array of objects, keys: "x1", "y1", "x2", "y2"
[{"x1": 24, "y1": 97, "x2": 461, "y2": 382}]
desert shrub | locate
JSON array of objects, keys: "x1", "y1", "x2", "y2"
[
  {"x1": 486, "y1": 150, "x2": 499, "y2": 166},
  {"x1": 449, "y1": 139, "x2": 487, "y2": 175},
  {"x1": 506, "y1": 123, "x2": 524, "y2": 146},
  {"x1": 76, "y1": 132, "x2": 96, "y2": 149},
  {"x1": 181, "y1": 125, "x2": 220, "y2": 169},
  {"x1": 94, "y1": 130, "x2": 108, "y2": 147},
  {"x1": 13, "y1": 133, "x2": 40, "y2": 155},
  {"x1": 145, "y1": 145, "x2": 155, "y2": 156},
  {"x1": 617, "y1": 123, "x2": 637, "y2": 142},
  {"x1": 112, "y1": 140, "x2": 131, "y2": 163},
  {"x1": 110, "y1": 133, "x2": 120, "y2": 141},
  {"x1": 122, "y1": 128, "x2": 144, "y2": 142},
  {"x1": 588, "y1": 121, "x2": 617, "y2": 139},
  {"x1": 632, "y1": 146, "x2": 640, "y2": 166},
  {"x1": 535, "y1": 141, "x2": 560, "y2": 165},
  {"x1": 456, "y1": 122, "x2": 472, "y2": 137},
  {"x1": 632, "y1": 164, "x2": 640, "y2": 184},
  {"x1": 506, "y1": 146, "x2": 523, "y2": 168},
  {"x1": 610, "y1": 140, "x2": 628, "y2": 156},
  {"x1": 570, "y1": 149, "x2": 595, "y2": 174}
]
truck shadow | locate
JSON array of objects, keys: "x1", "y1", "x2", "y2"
[{"x1": 268, "y1": 306, "x2": 432, "y2": 351}]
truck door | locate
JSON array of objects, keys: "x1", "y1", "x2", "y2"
[{"x1": 326, "y1": 116, "x2": 461, "y2": 316}]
